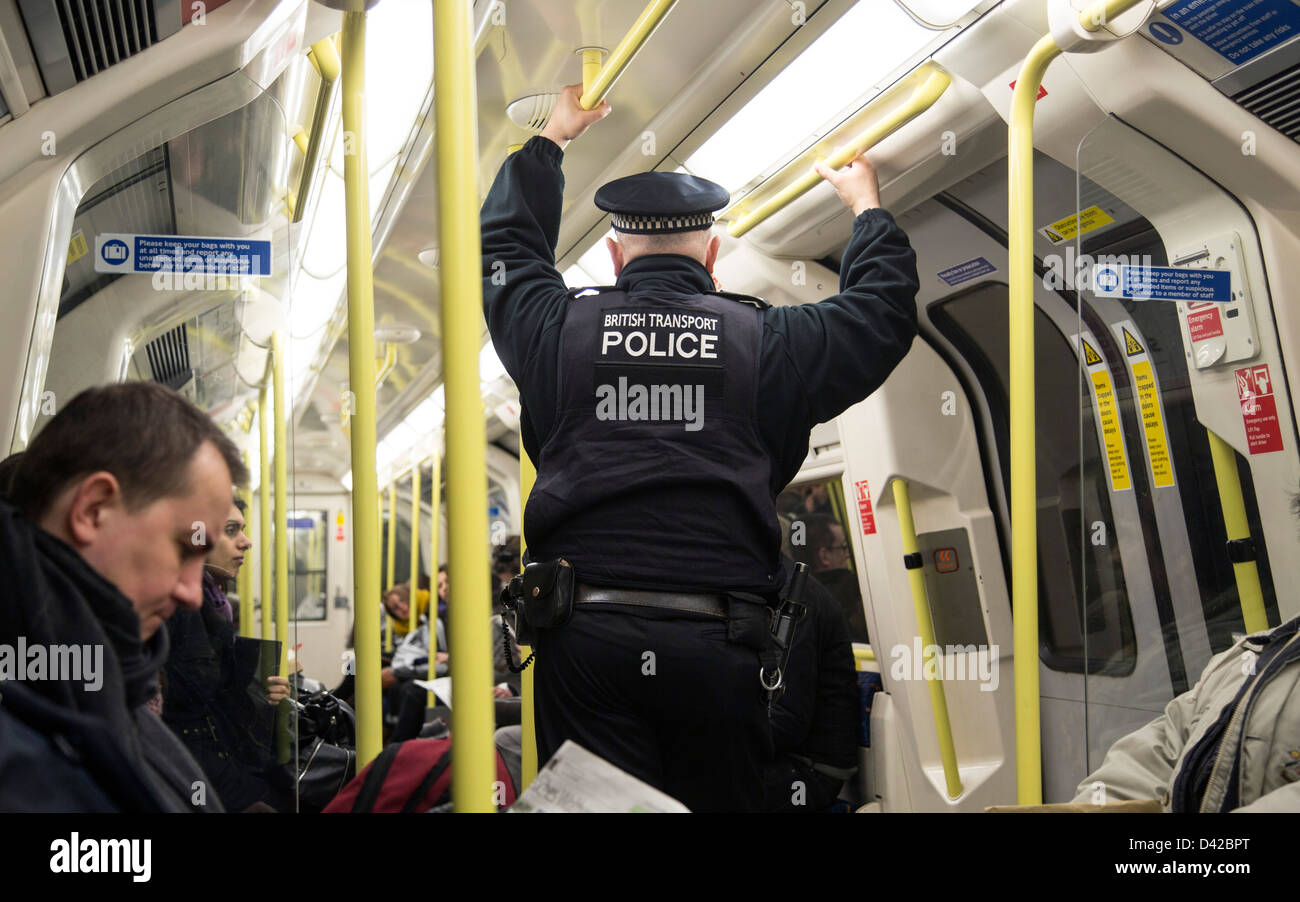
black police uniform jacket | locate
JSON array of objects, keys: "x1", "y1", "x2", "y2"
[{"x1": 481, "y1": 137, "x2": 919, "y2": 594}]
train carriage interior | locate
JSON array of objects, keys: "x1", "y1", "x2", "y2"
[{"x1": 2, "y1": 0, "x2": 1299, "y2": 814}]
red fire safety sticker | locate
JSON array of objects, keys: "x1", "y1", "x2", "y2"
[
  {"x1": 854, "y1": 479, "x2": 876, "y2": 536},
  {"x1": 1235, "y1": 364, "x2": 1285, "y2": 455},
  {"x1": 336, "y1": 511, "x2": 346, "y2": 541},
  {"x1": 1186, "y1": 303, "x2": 1224, "y2": 342}
]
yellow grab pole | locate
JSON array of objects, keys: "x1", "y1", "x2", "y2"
[
  {"x1": 519, "y1": 448, "x2": 538, "y2": 788},
  {"x1": 1206, "y1": 430, "x2": 1270, "y2": 634},
  {"x1": 408, "y1": 460, "x2": 423, "y2": 635},
  {"x1": 891, "y1": 479, "x2": 962, "y2": 799},
  {"x1": 426, "y1": 450, "x2": 442, "y2": 708},
  {"x1": 728, "y1": 65, "x2": 950, "y2": 238},
  {"x1": 258, "y1": 392, "x2": 272, "y2": 641},
  {"x1": 1008, "y1": 30, "x2": 1059, "y2": 810},
  {"x1": 294, "y1": 36, "x2": 341, "y2": 222},
  {"x1": 580, "y1": 48, "x2": 604, "y2": 98},
  {"x1": 340, "y1": 9, "x2": 383, "y2": 769},
  {"x1": 272, "y1": 332, "x2": 291, "y2": 765},
  {"x1": 1007, "y1": 0, "x2": 1149, "y2": 805},
  {"x1": 579, "y1": 0, "x2": 678, "y2": 109},
  {"x1": 239, "y1": 452, "x2": 254, "y2": 637},
  {"x1": 434, "y1": 0, "x2": 495, "y2": 812},
  {"x1": 385, "y1": 480, "x2": 397, "y2": 652}
]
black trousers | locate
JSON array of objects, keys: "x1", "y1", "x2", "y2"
[{"x1": 534, "y1": 606, "x2": 773, "y2": 812}]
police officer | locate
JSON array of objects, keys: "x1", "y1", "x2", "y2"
[{"x1": 481, "y1": 83, "x2": 918, "y2": 811}]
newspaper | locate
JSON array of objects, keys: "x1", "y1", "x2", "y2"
[
  {"x1": 412, "y1": 676, "x2": 453, "y2": 707},
  {"x1": 510, "y1": 740, "x2": 690, "y2": 813}
]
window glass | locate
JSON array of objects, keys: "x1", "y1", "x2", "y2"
[
  {"x1": 290, "y1": 510, "x2": 328, "y2": 621},
  {"x1": 778, "y1": 475, "x2": 869, "y2": 643},
  {"x1": 930, "y1": 282, "x2": 1138, "y2": 673}
]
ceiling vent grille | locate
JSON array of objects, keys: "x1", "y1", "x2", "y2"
[
  {"x1": 145, "y1": 322, "x2": 193, "y2": 390},
  {"x1": 17, "y1": 0, "x2": 181, "y2": 95},
  {"x1": 1232, "y1": 59, "x2": 1300, "y2": 144}
]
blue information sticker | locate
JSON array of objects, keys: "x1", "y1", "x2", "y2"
[
  {"x1": 937, "y1": 256, "x2": 997, "y2": 286},
  {"x1": 1093, "y1": 265, "x2": 1232, "y2": 302},
  {"x1": 94, "y1": 232, "x2": 273, "y2": 276},
  {"x1": 1162, "y1": 0, "x2": 1300, "y2": 66}
]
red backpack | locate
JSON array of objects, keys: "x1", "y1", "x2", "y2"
[{"x1": 323, "y1": 738, "x2": 517, "y2": 812}]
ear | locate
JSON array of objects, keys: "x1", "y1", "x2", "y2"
[
  {"x1": 817, "y1": 546, "x2": 833, "y2": 570},
  {"x1": 704, "y1": 233, "x2": 721, "y2": 274},
  {"x1": 64, "y1": 472, "x2": 123, "y2": 547},
  {"x1": 606, "y1": 236, "x2": 626, "y2": 277}
]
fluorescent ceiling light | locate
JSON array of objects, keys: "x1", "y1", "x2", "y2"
[
  {"x1": 684, "y1": 0, "x2": 937, "y2": 195},
  {"x1": 562, "y1": 264, "x2": 596, "y2": 288},
  {"x1": 480, "y1": 342, "x2": 507, "y2": 383},
  {"x1": 329, "y1": 0, "x2": 433, "y2": 172}
]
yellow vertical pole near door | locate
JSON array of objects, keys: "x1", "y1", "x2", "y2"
[
  {"x1": 385, "y1": 480, "x2": 397, "y2": 652},
  {"x1": 340, "y1": 9, "x2": 383, "y2": 770},
  {"x1": 239, "y1": 452, "x2": 254, "y2": 637},
  {"x1": 272, "y1": 332, "x2": 291, "y2": 765},
  {"x1": 891, "y1": 479, "x2": 962, "y2": 798},
  {"x1": 1007, "y1": 0, "x2": 1149, "y2": 804},
  {"x1": 426, "y1": 449, "x2": 442, "y2": 708},
  {"x1": 434, "y1": 0, "x2": 494, "y2": 812},
  {"x1": 409, "y1": 460, "x2": 423, "y2": 635},
  {"x1": 258, "y1": 391, "x2": 272, "y2": 642},
  {"x1": 1205, "y1": 430, "x2": 1270, "y2": 633},
  {"x1": 519, "y1": 448, "x2": 538, "y2": 788}
]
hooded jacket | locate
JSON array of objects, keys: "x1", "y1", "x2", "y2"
[
  {"x1": 0, "y1": 501, "x2": 221, "y2": 812},
  {"x1": 1075, "y1": 615, "x2": 1300, "y2": 812}
]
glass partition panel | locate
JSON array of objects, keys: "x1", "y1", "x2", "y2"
[
  {"x1": 29, "y1": 69, "x2": 306, "y2": 811},
  {"x1": 1075, "y1": 117, "x2": 1282, "y2": 788}
]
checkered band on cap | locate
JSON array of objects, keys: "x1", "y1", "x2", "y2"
[{"x1": 610, "y1": 211, "x2": 715, "y2": 234}]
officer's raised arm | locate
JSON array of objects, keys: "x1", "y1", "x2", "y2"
[
  {"x1": 480, "y1": 84, "x2": 611, "y2": 383},
  {"x1": 763, "y1": 153, "x2": 920, "y2": 428}
]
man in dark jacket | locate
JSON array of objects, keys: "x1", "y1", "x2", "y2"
[
  {"x1": 0, "y1": 382, "x2": 247, "y2": 812},
  {"x1": 764, "y1": 562, "x2": 860, "y2": 811},
  {"x1": 481, "y1": 84, "x2": 917, "y2": 810}
]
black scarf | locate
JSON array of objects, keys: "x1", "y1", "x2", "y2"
[{"x1": 0, "y1": 501, "x2": 167, "y2": 758}]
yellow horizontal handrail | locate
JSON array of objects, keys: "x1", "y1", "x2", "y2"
[
  {"x1": 579, "y1": 0, "x2": 679, "y2": 109},
  {"x1": 727, "y1": 64, "x2": 951, "y2": 238},
  {"x1": 892, "y1": 478, "x2": 962, "y2": 799},
  {"x1": 852, "y1": 646, "x2": 876, "y2": 667},
  {"x1": 294, "y1": 36, "x2": 341, "y2": 223}
]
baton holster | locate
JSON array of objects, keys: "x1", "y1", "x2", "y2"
[
  {"x1": 499, "y1": 558, "x2": 575, "y2": 648},
  {"x1": 727, "y1": 563, "x2": 809, "y2": 711}
]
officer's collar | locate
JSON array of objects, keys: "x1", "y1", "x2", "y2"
[{"x1": 614, "y1": 254, "x2": 715, "y2": 295}]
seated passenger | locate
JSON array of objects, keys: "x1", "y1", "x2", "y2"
[
  {"x1": 763, "y1": 559, "x2": 860, "y2": 812},
  {"x1": 383, "y1": 574, "x2": 431, "y2": 640},
  {"x1": 161, "y1": 499, "x2": 292, "y2": 811},
  {"x1": 797, "y1": 513, "x2": 868, "y2": 643},
  {"x1": 0, "y1": 383, "x2": 246, "y2": 812},
  {"x1": 1074, "y1": 612, "x2": 1300, "y2": 812}
]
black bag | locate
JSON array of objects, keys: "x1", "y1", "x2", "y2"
[
  {"x1": 297, "y1": 736, "x2": 356, "y2": 813},
  {"x1": 293, "y1": 689, "x2": 357, "y2": 811}
]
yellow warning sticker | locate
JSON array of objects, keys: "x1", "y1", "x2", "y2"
[
  {"x1": 67, "y1": 229, "x2": 88, "y2": 265},
  {"x1": 1038, "y1": 205, "x2": 1115, "y2": 245},
  {"x1": 1130, "y1": 360, "x2": 1175, "y2": 488},
  {"x1": 1090, "y1": 369, "x2": 1131, "y2": 492},
  {"x1": 1081, "y1": 337, "x2": 1103, "y2": 367},
  {"x1": 1122, "y1": 326, "x2": 1145, "y2": 357}
]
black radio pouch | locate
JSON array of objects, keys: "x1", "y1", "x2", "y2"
[{"x1": 501, "y1": 558, "x2": 575, "y2": 647}]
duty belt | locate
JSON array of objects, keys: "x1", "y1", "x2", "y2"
[{"x1": 575, "y1": 583, "x2": 727, "y2": 618}]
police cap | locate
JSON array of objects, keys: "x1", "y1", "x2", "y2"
[{"x1": 594, "y1": 172, "x2": 729, "y2": 235}]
